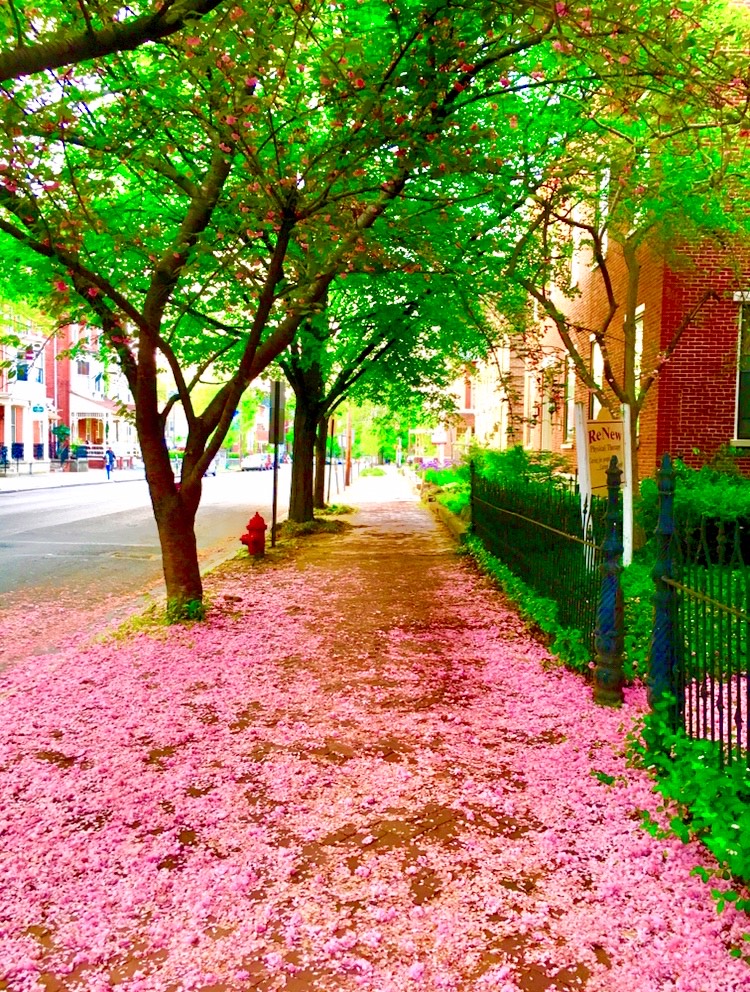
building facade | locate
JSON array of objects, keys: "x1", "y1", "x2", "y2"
[
  {"x1": 0, "y1": 306, "x2": 54, "y2": 469},
  {"x1": 451, "y1": 238, "x2": 750, "y2": 485},
  {"x1": 1, "y1": 306, "x2": 138, "y2": 471}
]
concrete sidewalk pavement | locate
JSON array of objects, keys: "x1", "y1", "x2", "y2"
[
  {"x1": 0, "y1": 464, "x2": 147, "y2": 493},
  {"x1": 0, "y1": 468, "x2": 746, "y2": 992}
]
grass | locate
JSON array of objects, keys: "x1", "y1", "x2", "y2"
[
  {"x1": 317, "y1": 503, "x2": 357, "y2": 516},
  {"x1": 278, "y1": 517, "x2": 352, "y2": 539}
]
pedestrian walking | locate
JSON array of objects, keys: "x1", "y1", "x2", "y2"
[{"x1": 105, "y1": 446, "x2": 116, "y2": 479}]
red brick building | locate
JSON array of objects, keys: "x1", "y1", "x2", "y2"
[{"x1": 546, "y1": 237, "x2": 750, "y2": 483}]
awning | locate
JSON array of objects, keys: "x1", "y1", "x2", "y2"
[{"x1": 69, "y1": 391, "x2": 119, "y2": 420}]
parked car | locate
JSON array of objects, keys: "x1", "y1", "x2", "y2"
[{"x1": 241, "y1": 453, "x2": 271, "y2": 471}]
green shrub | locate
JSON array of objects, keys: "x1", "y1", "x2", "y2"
[
  {"x1": 466, "y1": 536, "x2": 591, "y2": 673},
  {"x1": 638, "y1": 459, "x2": 750, "y2": 535},
  {"x1": 629, "y1": 701, "x2": 750, "y2": 921},
  {"x1": 361, "y1": 466, "x2": 386, "y2": 477},
  {"x1": 317, "y1": 503, "x2": 356, "y2": 515},
  {"x1": 472, "y1": 444, "x2": 572, "y2": 487},
  {"x1": 422, "y1": 465, "x2": 469, "y2": 487},
  {"x1": 436, "y1": 488, "x2": 470, "y2": 516},
  {"x1": 621, "y1": 554, "x2": 655, "y2": 682},
  {"x1": 165, "y1": 598, "x2": 206, "y2": 624}
]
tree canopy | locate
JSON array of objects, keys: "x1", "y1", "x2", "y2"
[{"x1": 1, "y1": 0, "x2": 748, "y2": 609}]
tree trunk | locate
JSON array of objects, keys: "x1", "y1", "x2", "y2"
[
  {"x1": 288, "y1": 400, "x2": 317, "y2": 522},
  {"x1": 140, "y1": 431, "x2": 204, "y2": 612},
  {"x1": 314, "y1": 417, "x2": 328, "y2": 510},
  {"x1": 153, "y1": 491, "x2": 203, "y2": 609}
]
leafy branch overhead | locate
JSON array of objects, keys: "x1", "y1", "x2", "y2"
[
  {"x1": 0, "y1": 0, "x2": 229, "y2": 82},
  {"x1": 1, "y1": 0, "x2": 749, "y2": 608}
]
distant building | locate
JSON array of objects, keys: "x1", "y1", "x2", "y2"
[
  {"x1": 0, "y1": 305, "x2": 54, "y2": 468},
  {"x1": 0, "y1": 303, "x2": 138, "y2": 471}
]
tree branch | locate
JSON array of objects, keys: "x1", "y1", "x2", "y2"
[{"x1": 0, "y1": 0, "x2": 228, "y2": 82}]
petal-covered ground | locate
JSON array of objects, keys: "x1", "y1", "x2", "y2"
[{"x1": 0, "y1": 472, "x2": 747, "y2": 992}]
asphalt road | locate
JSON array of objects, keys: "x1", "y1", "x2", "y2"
[{"x1": 0, "y1": 468, "x2": 289, "y2": 604}]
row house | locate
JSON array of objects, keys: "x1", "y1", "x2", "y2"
[
  {"x1": 445, "y1": 319, "x2": 571, "y2": 465},
  {"x1": 0, "y1": 306, "x2": 55, "y2": 469},
  {"x1": 545, "y1": 237, "x2": 750, "y2": 484},
  {"x1": 50, "y1": 323, "x2": 138, "y2": 468},
  {"x1": 452, "y1": 237, "x2": 750, "y2": 487},
  {"x1": 1, "y1": 305, "x2": 138, "y2": 471}
]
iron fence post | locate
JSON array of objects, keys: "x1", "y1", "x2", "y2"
[
  {"x1": 593, "y1": 455, "x2": 625, "y2": 707},
  {"x1": 648, "y1": 453, "x2": 679, "y2": 721}
]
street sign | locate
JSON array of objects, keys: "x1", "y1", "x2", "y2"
[{"x1": 268, "y1": 382, "x2": 285, "y2": 444}]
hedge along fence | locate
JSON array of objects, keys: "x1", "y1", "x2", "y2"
[
  {"x1": 440, "y1": 448, "x2": 750, "y2": 915},
  {"x1": 423, "y1": 449, "x2": 750, "y2": 687},
  {"x1": 470, "y1": 465, "x2": 607, "y2": 669}
]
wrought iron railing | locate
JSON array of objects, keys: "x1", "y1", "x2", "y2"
[
  {"x1": 650, "y1": 455, "x2": 750, "y2": 766},
  {"x1": 470, "y1": 465, "x2": 607, "y2": 658}
]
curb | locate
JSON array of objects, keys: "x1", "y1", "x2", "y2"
[
  {"x1": 424, "y1": 497, "x2": 470, "y2": 545},
  {"x1": 0, "y1": 475, "x2": 146, "y2": 494}
]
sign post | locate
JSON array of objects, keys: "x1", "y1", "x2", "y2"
[{"x1": 621, "y1": 404, "x2": 633, "y2": 566}]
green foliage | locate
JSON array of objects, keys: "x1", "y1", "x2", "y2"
[
  {"x1": 620, "y1": 554, "x2": 655, "y2": 681},
  {"x1": 317, "y1": 503, "x2": 356, "y2": 516},
  {"x1": 361, "y1": 466, "x2": 386, "y2": 477},
  {"x1": 280, "y1": 517, "x2": 350, "y2": 538},
  {"x1": 628, "y1": 699, "x2": 750, "y2": 941},
  {"x1": 422, "y1": 466, "x2": 469, "y2": 487},
  {"x1": 466, "y1": 535, "x2": 591, "y2": 673},
  {"x1": 436, "y1": 488, "x2": 470, "y2": 517},
  {"x1": 165, "y1": 598, "x2": 206, "y2": 624},
  {"x1": 638, "y1": 460, "x2": 750, "y2": 535},
  {"x1": 420, "y1": 464, "x2": 471, "y2": 516},
  {"x1": 473, "y1": 445, "x2": 572, "y2": 487}
]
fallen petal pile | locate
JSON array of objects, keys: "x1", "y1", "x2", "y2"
[{"x1": 0, "y1": 475, "x2": 747, "y2": 991}]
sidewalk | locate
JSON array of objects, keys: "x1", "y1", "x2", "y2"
[
  {"x1": 0, "y1": 464, "x2": 146, "y2": 493},
  {"x1": 0, "y1": 470, "x2": 747, "y2": 992}
]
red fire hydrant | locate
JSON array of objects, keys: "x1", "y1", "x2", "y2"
[{"x1": 240, "y1": 512, "x2": 267, "y2": 556}]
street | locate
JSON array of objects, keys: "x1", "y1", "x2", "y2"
[
  {"x1": 0, "y1": 468, "x2": 289, "y2": 665},
  {"x1": 0, "y1": 468, "x2": 289, "y2": 597}
]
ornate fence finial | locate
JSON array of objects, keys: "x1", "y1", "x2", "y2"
[{"x1": 593, "y1": 455, "x2": 625, "y2": 707}]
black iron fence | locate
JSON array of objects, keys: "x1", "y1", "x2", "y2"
[
  {"x1": 470, "y1": 463, "x2": 608, "y2": 659},
  {"x1": 469, "y1": 453, "x2": 750, "y2": 763},
  {"x1": 650, "y1": 455, "x2": 750, "y2": 765}
]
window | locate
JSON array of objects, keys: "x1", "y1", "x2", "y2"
[
  {"x1": 567, "y1": 202, "x2": 584, "y2": 288},
  {"x1": 76, "y1": 359, "x2": 90, "y2": 376},
  {"x1": 563, "y1": 357, "x2": 576, "y2": 443},
  {"x1": 464, "y1": 373, "x2": 473, "y2": 410},
  {"x1": 524, "y1": 371, "x2": 538, "y2": 448},
  {"x1": 634, "y1": 306, "x2": 644, "y2": 440},
  {"x1": 15, "y1": 349, "x2": 29, "y2": 381},
  {"x1": 634, "y1": 305, "x2": 644, "y2": 392},
  {"x1": 589, "y1": 338, "x2": 604, "y2": 419},
  {"x1": 736, "y1": 302, "x2": 750, "y2": 440}
]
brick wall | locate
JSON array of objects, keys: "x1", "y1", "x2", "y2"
[
  {"x1": 655, "y1": 248, "x2": 750, "y2": 472},
  {"x1": 549, "y1": 239, "x2": 665, "y2": 482},
  {"x1": 550, "y1": 238, "x2": 750, "y2": 481}
]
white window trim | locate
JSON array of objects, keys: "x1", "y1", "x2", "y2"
[{"x1": 732, "y1": 296, "x2": 750, "y2": 445}]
